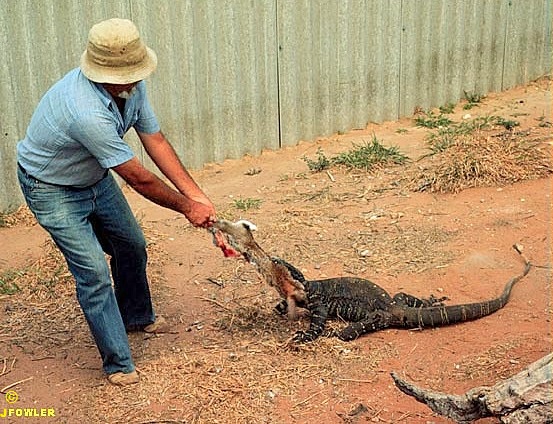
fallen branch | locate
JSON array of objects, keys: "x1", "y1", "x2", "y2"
[
  {"x1": 1, "y1": 376, "x2": 34, "y2": 393},
  {"x1": 391, "y1": 353, "x2": 552, "y2": 423}
]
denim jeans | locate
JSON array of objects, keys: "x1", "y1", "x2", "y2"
[{"x1": 17, "y1": 166, "x2": 155, "y2": 374}]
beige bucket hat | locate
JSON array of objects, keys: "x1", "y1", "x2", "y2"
[{"x1": 80, "y1": 18, "x2": 157, "y2": 84}]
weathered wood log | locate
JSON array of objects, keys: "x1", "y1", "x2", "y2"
[{"x1": 391, "y1": 353, "x2": 552, "y2": 423}]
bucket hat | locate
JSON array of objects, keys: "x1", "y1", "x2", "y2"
[{"x1": 80, "y1": 18, "x2": 157, "y2": 84}]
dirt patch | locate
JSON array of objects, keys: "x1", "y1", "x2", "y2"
[{"x1": 0, "y1": 78, "x2": 551, "y2": 423}]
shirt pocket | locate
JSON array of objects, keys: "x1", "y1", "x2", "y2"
[{"x1": 124, "y1": 110, "x2": 140, "y2": 134}]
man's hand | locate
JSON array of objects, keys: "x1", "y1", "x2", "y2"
[
  {"x1": 186, "y1": 196, "x2": 216, "y2": 228},
  {"x1": 116, "y1": 131, "x2": 220, "y2": 227},
  {"x1": 113, "y1": 158, "x2": 216, "y2": 227}
]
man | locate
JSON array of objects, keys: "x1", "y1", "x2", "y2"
[{"x1": 16, "y1": 18, "x2": 216, "y2": 385}]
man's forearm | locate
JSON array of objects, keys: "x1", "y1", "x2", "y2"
[
  {"x1": 126, "y1": 173, "x2": 193, "y2": 215},
  {"x1": 139, "y1": 131, "x2": 207, "y2": 199}
]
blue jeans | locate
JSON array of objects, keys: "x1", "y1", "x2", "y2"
[{"x1": 17, "y1": 166, "x2": 155, "y2": 374}]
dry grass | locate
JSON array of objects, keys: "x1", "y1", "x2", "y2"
[
  {"x1": 76, "y1": 332, "x2": 395, "y2": 423},
  {"x1": 0, "y1": 206, "x2": 36, "y2": 228},
  {"x1": 0, "y1": 94, "x2": 550, "y2": 422},
  {"x1": 0, "y1": 241, "x2": 87, "y2": 356},
  {"x1": 0, "y1": 221, "x2": 398, "y2": 423},
  {"x1": 410, "y1": 129, "x2": 552, "y2": 193}
]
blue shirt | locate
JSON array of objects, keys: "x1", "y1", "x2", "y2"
[{"x1": 17, "y1": 68, "x2": 160, "y2": 187}]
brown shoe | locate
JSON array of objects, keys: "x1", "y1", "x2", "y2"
[
  {"x1": 107, "y1": 370, "x2": 139, "y2": 386},
  {"x1": 143, "y1": 316, "x2": 169, "y2": 334}
]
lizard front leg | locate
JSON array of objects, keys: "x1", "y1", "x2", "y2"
[
  {"x1": 274, "y1": 299, "x2": 288, "y2": 315},
  {"x1": 292, "y1": 300, "x2": 328, "y2": 343}
]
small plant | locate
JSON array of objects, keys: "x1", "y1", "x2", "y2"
[
  {"x1": 303, "y1": 136, "x2": 409, "y2": 173},
  {"x1": 537, "y1": 115, "x2": 552, "y2": 128},
  {"x1": 464, "y1": 115, "x2": 498, "y2": 131},
  {"x1": 232, "y1": 197, "x2": 262, "y2": 211},
  {"x1": 463, "y1": 91, "x2": 484, "y2": 110},
  {"x1": 302, "y1": 148, "x2": 331, "y2": 172},
  {"x1": 332, "y1": 136, "x2": 409, "y2": 171},
  {"x1": 439, "y1": 103, "x2": 455, "y2": 114},
  {"x1": 414, "y1": 111, "x2": 453, "y2": 128},
  {"x1": 0, "y1": 269, "x2": 22, "y2": 295},
  {"x1": 494, "y1": 116, "x2": 519, "y2": 130}
]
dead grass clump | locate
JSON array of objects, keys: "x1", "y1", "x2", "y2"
[
  {"x1": 0, "y1": 206, "x2": 36, "y2": 228},
  {"x1": 76, "y1": 333, "x2": 395, "y2": 424},
  {"x1": 411, "y1": 131, "x2": 552, "y2": 193},
  {"x1": 0, "y1": 224, "x2": 168, "y2": 357}
]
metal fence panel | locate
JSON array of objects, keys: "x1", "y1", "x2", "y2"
[
  {"x1": 277, "y1": 0, "x2": 402, "y2": 146},
  {"x1": 0, "y1": 0, "x2": 551, "y2": 212},
  {"x1": 399, "y1": 0, "x2": 510, "y2": 116},
  {"x1": 132, "y1": 0, "x2": 280, "y2": 168},
  {"x1": 503, "y1": 0, "x2": 553, "y2": 89}
]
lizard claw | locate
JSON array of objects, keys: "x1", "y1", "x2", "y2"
[
  {"x1": 292, "y1": 330, "x2": 314, "y2": 343},
  {"x1": 274, "y1": 300, "x2": 288, "y2": 316}
]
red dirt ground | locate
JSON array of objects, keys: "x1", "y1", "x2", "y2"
[{"x1": 0, "y1": 80, "x2": 551, "y2": 423}]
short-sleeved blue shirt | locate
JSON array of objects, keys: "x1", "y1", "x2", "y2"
[{"x1": 17, "y1": 68, "x2": 160, "y2": 187}]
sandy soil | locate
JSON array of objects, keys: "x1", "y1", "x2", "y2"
[{"x1": 0, "y1": 79, "x2": 551, "y2": 423}]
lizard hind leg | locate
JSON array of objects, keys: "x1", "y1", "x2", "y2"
[
  {"x1": 392, "y1": 292, "x2": 448, "y2": 308},
  {"x1": 337, "y1": 311, "x2": 393, "y2": 341}
]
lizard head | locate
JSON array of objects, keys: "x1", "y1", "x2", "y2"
[
  {"x1": 211, "y1": 220, "x2": 307, "y2": 314},
  {"x1": 210, "y1": 219, "x2": 259, "y2": 262}
]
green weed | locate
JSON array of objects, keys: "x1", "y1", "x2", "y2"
[
  {"x1": 333, "y1": 137, "x2": 408, "y2": 171},
  {"x1": 537, "y1": 115, "x2": 552, "y2": 128},
  {"x1": 414, "y1": 111, "x2": 453, "y2": 128},
  {"x1": 303, "y1": 148, "x2": 332, "y2": 172},
  {"x1": 232, "y1": 197, "x2": 263, "y2": 211},
  {"x1": 0, "y1": 269, "x2": 22, "y2": 295},
  {"x1": 494, "y1": 117, "x2": 520, "y2": 130},
  {"x1": 439, "y1": 103, "x2": 456, "y2": 114},
  {"x1": 303, "y1": 136, "x2": 408, "y2": 173},
  {"x1": 463, "y1": 91, "x2": 484, "y2": 110}
]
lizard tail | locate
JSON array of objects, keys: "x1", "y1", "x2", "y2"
[{"x1": 397, "y1": 244, "x2": 531, "y2": 328}]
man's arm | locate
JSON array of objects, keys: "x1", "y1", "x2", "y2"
[
  {"x1": 113, "y1": 156, "x2": 215, "y2": 227},
  {"x1": 137, "y1": 131, "x2": 210, "y2": 203}
]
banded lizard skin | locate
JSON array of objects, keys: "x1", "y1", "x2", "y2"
[{"x1": 211, "y1": 220, "x2": 531, "y2": 343}]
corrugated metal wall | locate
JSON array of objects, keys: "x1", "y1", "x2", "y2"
[
  {"x1": 277, "y1": 0, "x2": 402, "y2": 146},
  {"x1": 1, "y1": 0, "x2": 551, "y2": 212}
]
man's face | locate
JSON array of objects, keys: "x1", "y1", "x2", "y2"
[{"x1": 102, "y1": 82, "x2": 140, "y2": 99}]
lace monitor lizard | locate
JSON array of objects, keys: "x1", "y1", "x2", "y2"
[{"x1": 211, "y1": 219, "x2": 531, "y2": 343}]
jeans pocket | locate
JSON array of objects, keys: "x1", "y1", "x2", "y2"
[
  {"x1": 17, "y1": 166, "x2": 38, "y2": 201},
  {"x1": 18, "y1": 172, "x2": 71, "y2": 225}
]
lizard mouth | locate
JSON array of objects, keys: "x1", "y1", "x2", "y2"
[
  {"x1": 209, "y1": 219, "x2": 258, "y2": 260},
  {"x1": 209, "y1": 228, "x2": 241, "y2": 258}
]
